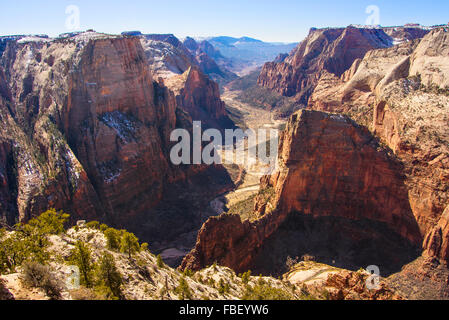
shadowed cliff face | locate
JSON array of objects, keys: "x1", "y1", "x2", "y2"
[
  {"x1": 269, "y1": 111, "x2": 421, "y2": 244},
  {"x1": 0, "y1": 33, "x2": 234, "y2": 234},
  {"x1": 181, "y1": 110, "x2": 422, "y2": 274},
  {"x1": 257, "y1": 26, "x2": 429, "y2": 104},
  {"x1": 305, "y1": 27, "x2": 449, "y2": 265}
]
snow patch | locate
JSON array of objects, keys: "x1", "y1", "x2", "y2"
[{"x1": 99, "y1": 111, "x2": 138, "y2": 142}]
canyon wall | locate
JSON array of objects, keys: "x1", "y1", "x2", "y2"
[
  {"x1": 140, "y1": 35, "x2": 234, "y2": 129},
  {"x1": 181, "y1": 110, "x2": 422, "y2": 274},
  {"x1": 0, "y1": 32, "x2": 234, "y2": 230},
  {"x1": 0, "y1": 33, "x2": 177, "y2": 224},
  {"x1": 307, "y1": 27, "x2": 449, "y2": 264},
  {"x1": 182, "y1": 27, "x2": 448, "y2": 276},
  {"x1": 182, "y1": 37, "x2": 238, "y2": 86},
  {"x1": 258, "y1": 26, "x2": 430, "y2": 104}
]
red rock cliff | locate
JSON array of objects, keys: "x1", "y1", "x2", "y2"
[
  {"x1": 0, "y1": 33, "x2": 183, "y2": 224},
  {"x1": 258, "y1": 26, "x2": 429, "y2": 104},
  {"x1": 305, "y1": 27, "x2": 449, "y2": 264},
  {"x1": 181, "y1": 110, "x2": 422, "y2": 273}
]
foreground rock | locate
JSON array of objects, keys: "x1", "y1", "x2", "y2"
[
  {"x1": 140, "y1": 35, "x2": 235, "y2": 129},
  {"x1": 1, "y1": 221, "x2": 404, "y2": 300},
  {"x1": 0, "y1": 224, "x2": 301, "y2": 300}
]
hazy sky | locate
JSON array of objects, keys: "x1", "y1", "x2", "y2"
[{"x1": 1, "y1": 0, "x2": 448, "y2": 42}]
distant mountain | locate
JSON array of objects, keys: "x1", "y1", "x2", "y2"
[
  {"x1": 209, "y1": 36, "x2": 263, "y2": 46},
  {"x1": 182, "y1": 37, "x2": 238, "y2": 86},
  {"x1": 199, "y1": 36, "x2": 298, "y2": 76}
]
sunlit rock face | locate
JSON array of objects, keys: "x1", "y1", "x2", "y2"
[
  {"x1": 0, "y1": 32, "x2": 185, "y2": 225},
  {"x1": 304, "y1": 27, "x2": 449, "y2": 264},
  {"x1": 258, "y1": 26, "x2": 430, "y2": 104},
  {"x1": 182, "y1": 110, "x2": 422, "y2": 275}
]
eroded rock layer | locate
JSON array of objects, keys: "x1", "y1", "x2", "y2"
[
  {"x1": 305, "y1": 27, "x2": 449, "y2": 264},
  {"x1": 181, "y1": 110, "x2": 422, "y2": 274},
  {"x1": 258, "y1": 26, "x2": 430, "y2": 104},
  {"x1": 0, "y1": 32, "x2": 234, "y2": 233}
]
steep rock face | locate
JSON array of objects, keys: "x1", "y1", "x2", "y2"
[
  {"x1": 182, "y1": 110, "x2": 422, "y2": 273},
  {"x1": 61, "y1": 36, "x2": 180, "y2": 223},
  {"x1": 166, "y1": 66, "x2": 234, "y2": 129},
  {"x1": 262, "y1": 110, "x2": 421, "y2": 244},
  {"x1": 0, "y1": 33, "x2": 181, "y2": 224},
  {"x1": 0, "y1": 130, "x2": 16, "y2": 225},
  {"x1": 306, "y1": 28, "x2": 449, "y2": 260},
  {"x1": 140, "y1": 36, "x2": 234, "y2": 129},
  {"x1": 182, "y1": 37, "x2": 238, "y2": 85},
  {"x1": 258, "y1": 26, "x2": 429, "y2": 104},
  {"x1": 423, "y1": 206, "x2": 449, "y2": 264}
]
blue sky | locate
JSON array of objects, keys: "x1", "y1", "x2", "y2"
[{"x1": 1, "y1": 0, "x2": 448, "y2": 42}]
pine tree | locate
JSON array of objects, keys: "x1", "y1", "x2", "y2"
[
  {"x1": 104, "y1": 228, "x2": 121, "y2": 250},
  {"x1": 175, "y1": 276, "x2": 192, "y2": 300},
  {"x1": 95, "y1": 252, "x2": 123, "y2": 300},
  {"x1": 70, "y1": 241, "x2": 94, "y2": 288},
  {"x1": 120, "y1": 231, "x2": 140, "y2": 259},
  {"x1": 156, "y1": 254, "x2": 164, "y2": 268},
  {"x1": 24, "y1": 209, "x2": 69, "y2": 235}
]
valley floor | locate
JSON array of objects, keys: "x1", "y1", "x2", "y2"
[
  {"x1": 155, "y1": 87, "x2": 287, "y2": 266},
  {"x1": 212, "y1": 88, "x2": 286, "y2": 217}
]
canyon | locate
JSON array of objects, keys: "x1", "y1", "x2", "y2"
[
  {"x1": 181, "y1": 25, "x2": 449, "y2": 298},
  {"x1": 0, "y1": 32, "x2": 235, "y2": 262},
  {"x1": 0, "y1": 23, "x2": 448, "y2": 300}
]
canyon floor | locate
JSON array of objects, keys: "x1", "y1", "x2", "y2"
[
  {"x1": 157, "y1": 86, "x2": 287, "y2": 266},
  {"x1": 213, "y1": 88, "x2": 287, "y2": 216}
]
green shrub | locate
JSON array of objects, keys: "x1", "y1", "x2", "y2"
[
  {"x1": 140, "y1": 243, "x2": 149, "y2": 252},
  {"x1": 69, "y1": 241, "x2": 95, "y2": 288},
  {"x1": 156, "y1": 254, "x2": 165, "y2": 268},
  {"x1": 85, "y1": 221, "x2": 100, "y2": 230},
  {"x1": 95, "y1": 252, "x2": 123, "y2": 300},
  {"x1": 218, "y1": 278, "x2": 230, "y2": 294},
  {"x1": 104, "y1": 228, "x2": 121, "y2": 250},
  {"x1": 0, "y1": 210, "x2": 69, "y2": 272},
  {"x1": 120, "y1": 231, "x2": 140, "y2": 259},
  {"x1": 183, "y1": 269, "x2": 194, "y2": 277},
  {"x1": 241, "y1": 282, "x2": 292, "y2": 300},
  {"x1": 240, "y1": 270, "x2": 251, "y2": 285},
  {"x1": 175, "y1": 276, "x2": 192, "y2": 300},
  {"x1": 24, "y1": 208, "x2": 69, "y2": 235}
]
